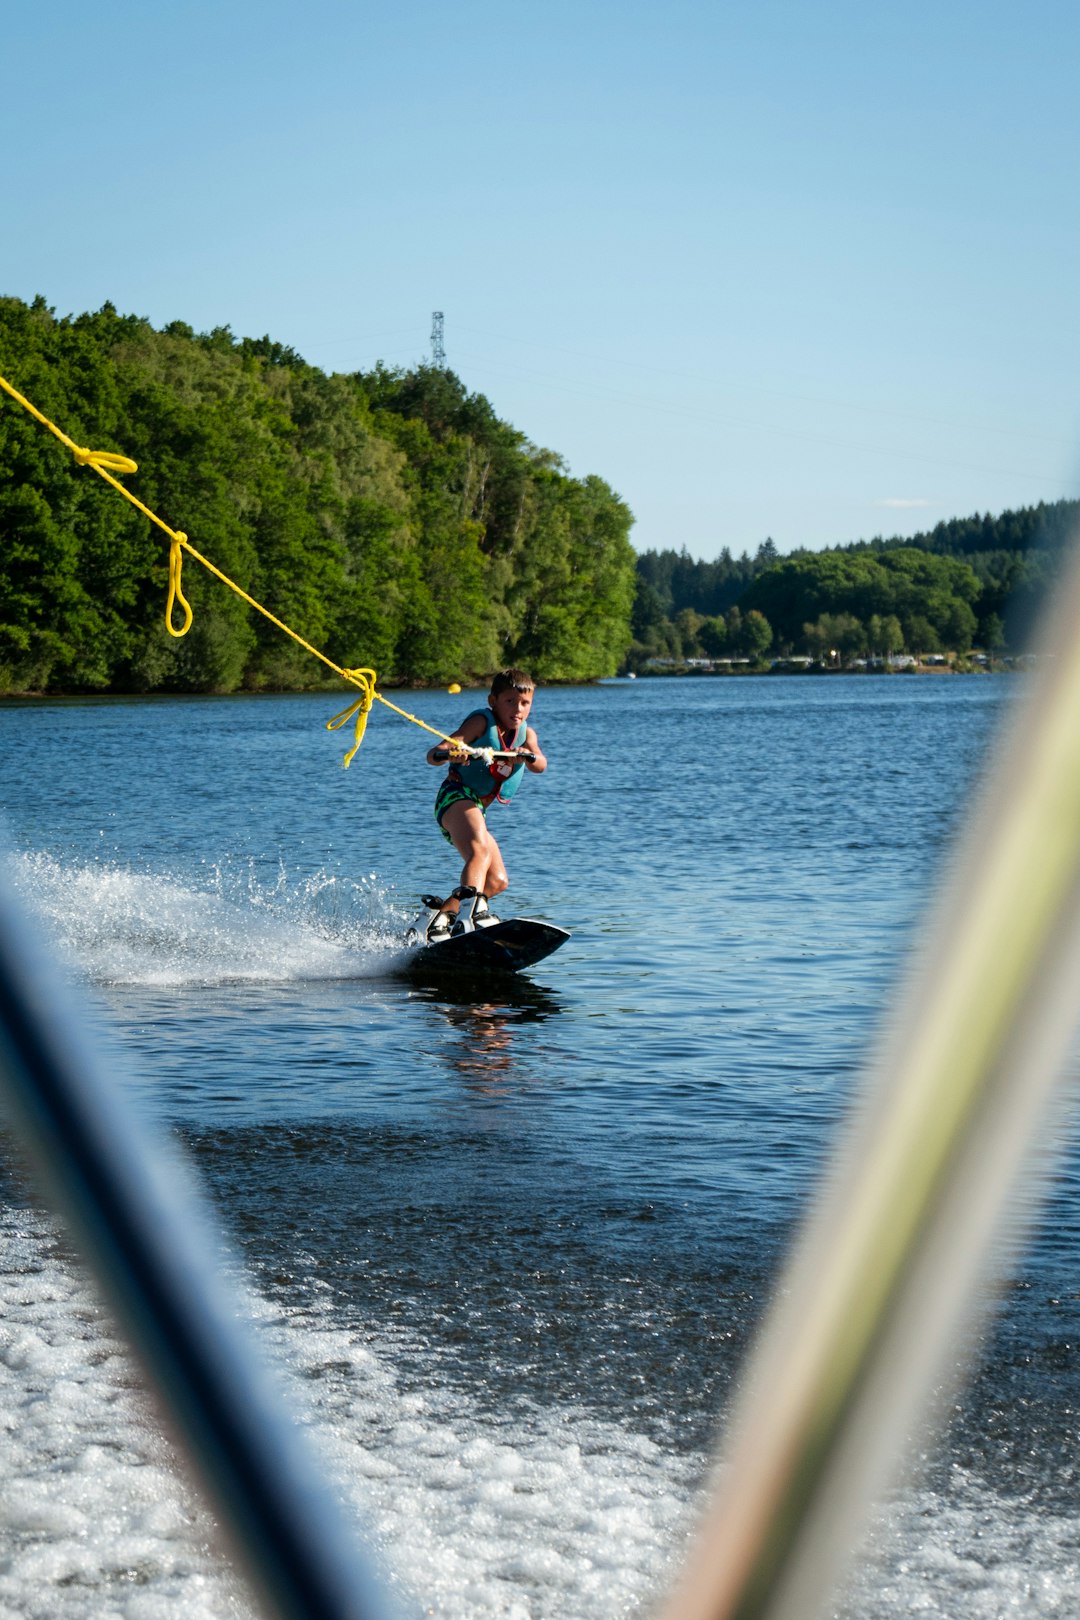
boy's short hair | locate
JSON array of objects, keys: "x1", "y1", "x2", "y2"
[{"x1": 490, "y1": 667, "x2": 535, "y2": 697}]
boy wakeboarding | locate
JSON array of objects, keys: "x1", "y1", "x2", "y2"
[{"x1": 422, "y1": 668, "x2": 547, "y2": 940}]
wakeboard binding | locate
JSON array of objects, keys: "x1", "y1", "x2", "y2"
[{"x1": 406, "y1": 886, "x2": 501, "y2": 947}]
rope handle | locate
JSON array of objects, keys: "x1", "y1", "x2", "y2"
[{"x1": 433, "y1": 746, "x2": 536, "y2": 764}]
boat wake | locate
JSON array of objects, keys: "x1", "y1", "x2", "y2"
[
  {"x1": 3, "y1": 851, "x2": 408, "y2": 988},
  {"x1": 0, "y1": 1201, "x2": 699, "y2": 1620},
  {"x1": 0, "y1": 1199, "x2": 1075, "y2": 1620}
]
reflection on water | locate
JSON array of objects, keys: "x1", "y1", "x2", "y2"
[{"x1": 417, "y1": 980, "x2": 565, "y2": 1088}]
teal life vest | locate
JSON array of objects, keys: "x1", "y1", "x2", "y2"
[{"x1": 450, "y1": 708, "x2": 528, "y2": 805}]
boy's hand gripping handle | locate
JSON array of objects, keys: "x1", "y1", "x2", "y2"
[{"x1": 433, "y1": 746, "x2": 535, "y2": 763}]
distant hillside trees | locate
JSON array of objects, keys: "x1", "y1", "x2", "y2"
[
  {"x1": 845, "y1": 499, "x2": 1080, "y2": 652},
  {"x1": 861, "y1": 501, "x2": 1080, "y2": 563},
  {"x1": 627, "y1": 541, "x2": 781, "y2": 666},
  {"x1": 740, "y1": 549, "x2": 981, "y2": 656},
  {"x1": 0, "y1": 296, "x2": 637, "y2": 693},
  {"x1": 628, "y1": 500, "x2": 1080, "y2": 668},
  {"x1": 635, "y1": 538, "x2": 779, "y2": 620}
]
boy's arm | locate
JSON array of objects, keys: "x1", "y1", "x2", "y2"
[
  {"x1": 426, "y1": 713, "x2": 486, "y2": 766},
  {"x1": 522, "y1": 727, "x2": 546, "y2": 773}
]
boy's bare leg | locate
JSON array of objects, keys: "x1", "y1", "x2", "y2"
[{"x1": 439, "y1": 801, "x2": 509, "y2": 911}]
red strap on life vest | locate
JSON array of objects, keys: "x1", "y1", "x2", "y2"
[{"x1": 491, "y1": 724, "x2": 523, "y2": 804}]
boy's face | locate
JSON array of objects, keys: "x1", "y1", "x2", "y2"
[{"x1": 490, "y1": 684, "x2": 533, "y2": 732}]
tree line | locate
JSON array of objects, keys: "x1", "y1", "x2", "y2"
[
  {"x1": 2, "y1": 293, "x2": 1075, "y2": 691},
  {"x1": 627, "y1": 500, "x2": 1080, "y2": 669},
  {"x1": 0, "y1": 296, "x2": 637, "y2": 693}
]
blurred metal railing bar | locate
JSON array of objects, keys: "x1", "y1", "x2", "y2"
[
  {"x1": 0, "y1": 880, "x2": 397, "y2": 1620},
  {"x1": 662, "y1": 525, "x2": 1080, "y2": 1620}
]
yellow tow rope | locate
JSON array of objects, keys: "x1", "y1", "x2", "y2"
[{"x1": 0, "y1": 371, "x2": 469, "y2": 768}]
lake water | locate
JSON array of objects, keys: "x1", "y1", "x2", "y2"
[{"x1": 0, "y1": 673, "x2": 1078, "y2": 1620}]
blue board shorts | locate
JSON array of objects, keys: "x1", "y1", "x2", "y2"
[{"x1": 434, "y1": 778, "x2": 489, "y2": 843}]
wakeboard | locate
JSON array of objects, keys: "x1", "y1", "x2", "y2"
[{"x1": 404, "y1": 909, "x2": 570, "y2": 976}]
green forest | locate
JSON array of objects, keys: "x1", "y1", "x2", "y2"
[
  {"x1": 0, "y1": 296, "x2": 636, "y2": 693},
  {"x1": 1, "y1": 294, "x2": 1077, "y2": 693},
  {"x1": 630, "y1": 501, "x2": 1080, "y2": 670}
]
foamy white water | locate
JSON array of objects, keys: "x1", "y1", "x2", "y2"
[
  {"x1": 0, "y1": 1206, "x2": 246, "y2": 1620},
  {"x1": 0, "y1": 1203, "x2": 699, "y2": 1620},
  {"x1": 4, "y1": 852, "x2": 407, "y2": 987},
  {"x1": 2, "y1": 1194, "x2": 1078, "y2": 1620}
]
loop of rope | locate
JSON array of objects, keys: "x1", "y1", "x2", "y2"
[
  {"x1": 326, "y1": 671, "x2": 377, "y2": 768},
  {"x1": 166, "y1": 535, "x2": 193, "y2": 637},
  {"x1": 72, "y1": 446, "x2": 139, "y2": 474},
  {"x1": 0, "y1": 369, "x2": 471, "y2": 767}
]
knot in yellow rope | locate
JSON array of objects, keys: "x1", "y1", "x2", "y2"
[
  {"x1": 72, "y1": 446, "x2": 139, "y2": 475},
  {"x1": 326, "y1": 668, "x2": 378, "y2": 768},
  {"x1": 166, "y1": 534, "x2": 193, "y2": 638}
]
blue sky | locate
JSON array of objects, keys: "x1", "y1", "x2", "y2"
[{"x1": 2, "y1": 0, "x2": 1077, "y2": 557}]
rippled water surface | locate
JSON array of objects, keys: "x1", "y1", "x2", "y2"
[{"x1": 0, "y1": 675, "x2": 1078, "y2": 1619}]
